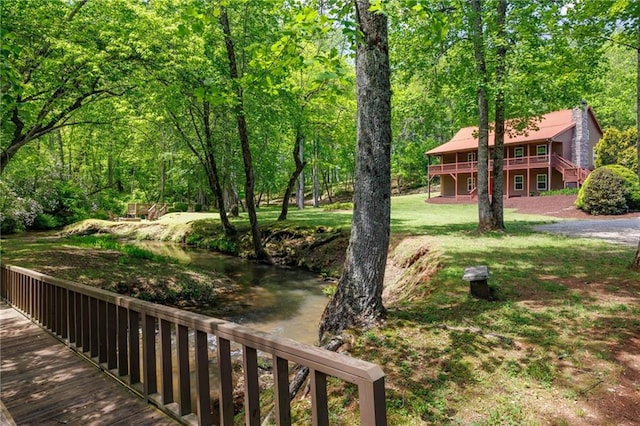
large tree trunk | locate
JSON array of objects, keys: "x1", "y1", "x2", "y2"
[
  {"x1": 219, "y1": 6, "x2": 268, "y2": 261},
  {"x1": 471, "y1": 0, "x2": 493, "y2": 231},
  {"x1": 633, "y1": 239, "x2": 640, "y2": 271},
  {"x1": 318, "y1": 0, "x2": 391, "y2": 340},
  {"x1": 278, "y1": 128, "x2": 307, "y2": 221},
  {"x1": 490, "y1": 0, "x2": 507, "y2": 231}
]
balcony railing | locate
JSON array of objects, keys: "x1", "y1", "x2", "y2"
[
  {"x1": 428, "y1": 155, "x2": 551, "y2": 176},
  {"x1": 1, "y1": 265, "x2": 386, "y2": 426}
]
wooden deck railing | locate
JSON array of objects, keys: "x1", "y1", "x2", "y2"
[
  {"x1": 1, "y1": 265, "x2": 386, "y2": 426},
  {"x1": 428, "y1": 155, "x2": 551, "y2": 176}
]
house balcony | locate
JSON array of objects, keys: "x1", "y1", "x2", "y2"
[{"x1": 428, "y1": 154, "x2": 552, "y2": 177}]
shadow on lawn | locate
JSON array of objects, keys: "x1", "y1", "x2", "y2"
[
  {"x1": 390, "y1": 217, "x2": 555, "y2": 236},
  {"x1": 375, "y1": 239, "x2": 639, "y2": 423}
]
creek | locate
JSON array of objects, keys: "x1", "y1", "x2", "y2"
[{"x1": 135, "y1": 242, "x2": 330, "y2": 345}]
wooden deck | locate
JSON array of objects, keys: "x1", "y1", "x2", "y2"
[{"x1": 0, "y1": 302, "x2": 178, "y2": 425}]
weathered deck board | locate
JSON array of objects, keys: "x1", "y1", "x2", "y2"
[{"x1": 0, "y1": 303, "x2": 178, "y2": 425}]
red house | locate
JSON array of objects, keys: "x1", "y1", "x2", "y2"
[{"x1": 425, "y1": 103, "x2": 603, "y2": 199}]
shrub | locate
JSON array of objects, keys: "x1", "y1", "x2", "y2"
[
  {"x1": 0, "y1": 180, "x2": 43, "y2": 233},
  {"x1": 169, "y1": 202, "x2": 189, "y2": 213},
  {"x1": 32, "y1": 213, "x2": 62, "y2": 230},
  {"x1": 577, "y1": 164, "x2": 640, "y2": 212},
  {"x1": 603, "y1": 164, "x2": 640, "y2": 211},
  {"x1": 576, "y1": 167, "x2": 628, "y2": 215}
]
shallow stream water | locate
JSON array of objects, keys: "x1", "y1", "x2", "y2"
[{"x1": 135, "y1": 242, "x2": 330, "y2": 345}]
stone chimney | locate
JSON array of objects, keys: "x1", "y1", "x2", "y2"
[{"x1": 571, "y1": 100, "x2": 590, "y2": 168}]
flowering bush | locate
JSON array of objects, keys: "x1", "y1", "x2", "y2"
[{"x1": 0, "y1": 180, "x2": 43, "y2": 233}]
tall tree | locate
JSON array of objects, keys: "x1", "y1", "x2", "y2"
[
  {"x1": 319, "y1": 1, "x2": 391, "y2": 339},
  {"x1": 219, "y1": 5, "x2": 268, "y2": 261},
  {"x1": 490, "y1": 0, "x2": 507, "y2": 231},
  {"x1": 470, "y1": 0, "x2": 493, "y2": 231}
]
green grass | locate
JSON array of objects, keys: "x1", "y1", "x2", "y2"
[
  {"x1": 4, "y1": 192, "x2": 638, "y2": 425},
  {"x1": 248, "y1": 193, "x2": 637, "y2": 425},
  {"x1": 65, "y1": 234, "x2": 176, "y2": 264}
]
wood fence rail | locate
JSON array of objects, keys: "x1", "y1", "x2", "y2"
[{"x1": 0, "y1": 265, "x2": 386, "y2": 426}]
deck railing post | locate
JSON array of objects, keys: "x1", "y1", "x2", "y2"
[
  {"x1": 176, "y1": 324, "x2": 191, "y2": 417},
  {"x1": 68, "y1": 291, "x2": 76, "y2": 344},
  {"x1": 129, "y1": 310, "x2": 141, "y2": 385},
  {"x1": 160, "y1": 319, "x2": 173, "y2": 405},
  {"x1": 61, "y1": 286, "x2": 68, "y2": 340},
  {"x1": 90, "y1": 297, "x2": 99, "y2": 358},
  {"x1": 242, "y1": 346, "x2": 260, "y2": 426},
  {"x1": 82, "y1": 294, "x2": 90, "y2": 352},
  {"x1": 311, "y1": 369, "x2": 328, "y2": 426},
  {"x1": 195, "y1": 330, "x2": 212, "y2": 426},
  {"x1": 273, "y1": 356, "x2": 291, "y2": 426},
  {"x1": 358, "y1": 377, "x2": 387, "y2": 426},
  {"x1": 47, "y1": 283, "x2": 54, "y2": 331},
  {"x1": 117, "y1": 306, "x2": 129, "y2": 377},
  {"x1": 107, "y1": 303, "x2": 117, "y2": 369},
  {"x1": 217, "y1": 337, "x2": 234, "y2": 425},
  {"x1": 142, "y1": 313, "x2": 158, "y2": 397},
  {"x1": 55, "y1": 285, "x2": 62, "y2": 335},
  {"x1": 98, "y1": 300, "x2": 108, "y2": 363}
]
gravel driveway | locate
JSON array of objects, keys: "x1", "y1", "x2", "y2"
[{"x1": 534, "y1": 218, "x2": 640, "y2": 246}]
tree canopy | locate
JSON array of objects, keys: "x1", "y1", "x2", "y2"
[{"x1": 0, "y1": 0, "x2": 636, "y2": 233}]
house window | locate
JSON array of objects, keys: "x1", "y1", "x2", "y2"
[
  {"x1": 536, "y1": 144, "x2": 547, "y2": 156},
  {"x1": 467, "y1": 176, "x2": 476, "y2": 193},
  {"x1": 467, "y1": 152, "x2": 477, "y2": 162},
  {"x1": 537, "y1": 174, "x2": 547, "y2": 191},
  {"x1": 514, "y1": 147, "x2": 524, "y2": 158},
  {"x1": 514, "y1": 175, "x2": 524, "y2": 191}
]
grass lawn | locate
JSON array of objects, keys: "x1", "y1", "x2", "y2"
[
  {"x1": 263, "y1": 193, "x2": 638, "y2": 425},
  {"x1": 2, "y1": 193, "x2": 638, "y2": 424}
]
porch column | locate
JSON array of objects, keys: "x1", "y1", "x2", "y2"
[
  {"x1": 506, "y1": 146, "x2": 510, "y2": 198},
  {"x1": 426, "y1": 155, "x2": 431, "y2": 199},
  {"x1": 547, "y1": 141, "x2": 552, "y2": 192},
  {"x1": 527, "y1": 145, "x2": 531, "y2": 196},
  {"x1": 455, "y1": 153, "x2": 459, "y2": 200}
]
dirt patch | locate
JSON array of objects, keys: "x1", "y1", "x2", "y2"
[{"x1": 427, "y1": 194, "x2": 640, "y2": 219}]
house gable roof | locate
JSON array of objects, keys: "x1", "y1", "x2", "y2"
[{"x1": 426, "y1": 107, "x2": 603, "y2": 156}]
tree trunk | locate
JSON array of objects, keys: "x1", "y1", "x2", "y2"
[
  {"x1": 490, "y1": 0, "x2": 507, "y2": 231},
  {"x1": 313, "y1": 138, "x2": 320, "y2": 207},
  {"x1": 633, "y1": 239, "x2": 640, "y2": 271},
  {"x1": 202, "y1": 101, "x2": 234, "y2": 235},
  {"x1": 636, "y1": 22, "x2": 639, "y2": 183},
  {"x1": 296, "y1": 138, "x2": 305, "y2": 210},
  {"x1": 278, "y1": 128, "x2": 307, "y2": 221},
  {"x1": 471, "y1": 0, "x2": 493, "y2": 231},
  {"x1": 220, "y1": 6, "x2": 268, "y2": 260},
  {"x1": 319, "y1": 0, "x2": 391, "y2": 340}
]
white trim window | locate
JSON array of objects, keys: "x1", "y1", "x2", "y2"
[
  {"x1": 536, "y1": 144, "x2": 547, "y2": 156},
  {"x1": 467, "y1": 176, "x2": 476, "y2": 193},
  {"x1": 514, "y1": 147, "x2": 524, "y2": 158},
  {"x1": 537, "y1": 174, "x2": 547, "y2": 191},
  {"x1": 467, "y1": 152, "x2": 477, "y2": 162},
  {"x1": 514, "y1": 175, "x2": 524, "y2": 191}
]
